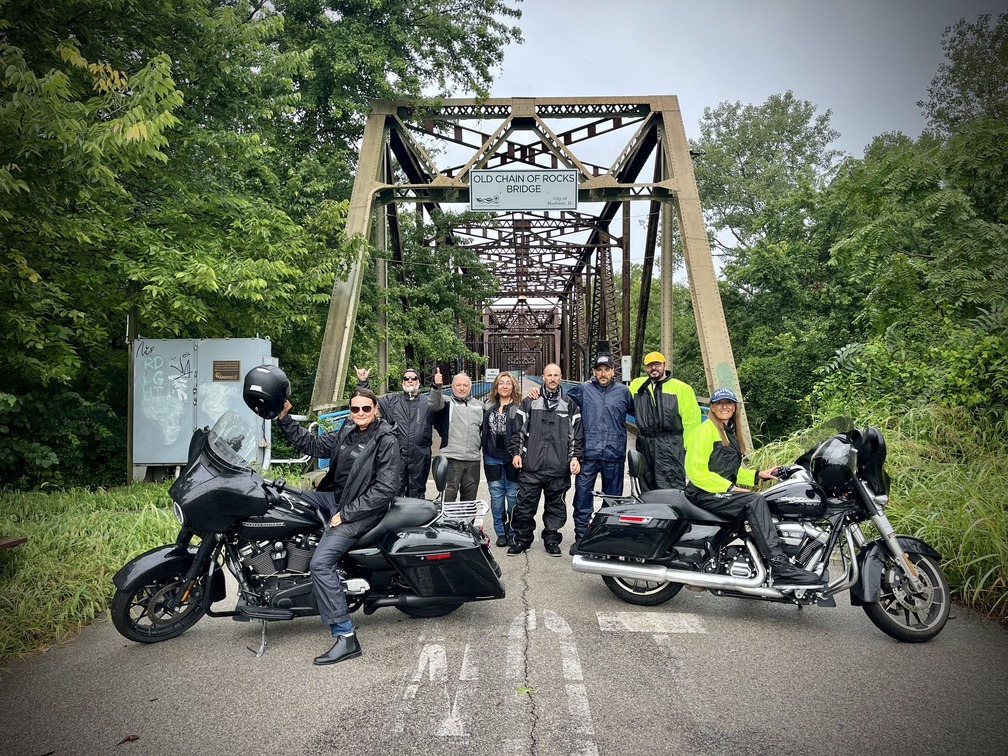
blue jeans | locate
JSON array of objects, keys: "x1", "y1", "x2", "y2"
[
  {"x1": 484, "y1": 458, "x2": 519, "y2": 537},
  {"x1": 572, "y1": 459, "x2": 624, "y2": 540}
]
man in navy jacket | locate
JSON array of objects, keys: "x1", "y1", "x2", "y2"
[{"x1": 567, "y1": 354, "x2": 634, "y2": 552}]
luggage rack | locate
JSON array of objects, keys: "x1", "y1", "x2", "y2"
[{"x1": 441, "y1": 499, "x2": 490, "y2": 523}]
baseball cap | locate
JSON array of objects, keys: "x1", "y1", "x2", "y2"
[
  {"x1": 593, "y1": 355, "x2": 613, "y2": 368},
  {"x1": 643, "y1": 351, "x2": 666, "y2": 365},
  {"x1": 710, "y1": 387, "x2": 738, "y2": 403}
]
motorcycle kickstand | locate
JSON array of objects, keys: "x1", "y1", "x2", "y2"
[{"x1": 247, "y1": 620, "x2": 269, "y2": 657}]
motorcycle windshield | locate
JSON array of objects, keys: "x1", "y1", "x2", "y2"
[
  {"x1": 206, "y1": 411, "x2": 257, "y2": 469},
  {"x1": 794, "y1": 415, "x2": 855, "y2": 468}
]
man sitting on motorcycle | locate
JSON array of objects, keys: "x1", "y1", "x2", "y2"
[
  {"x1": 277, "y1": 388, "x2": 401, "y2": 665},
  {"x1": 684, "y1": 388, "x2": 822, "y2": 588}
]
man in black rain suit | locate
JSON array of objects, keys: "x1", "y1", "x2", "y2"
[
  {"x1": 507, "y1": 363, "x2": 584, "y2": 557},
  {"x1": 356, "y1": 366, "x2": 436, "y2": 498}
]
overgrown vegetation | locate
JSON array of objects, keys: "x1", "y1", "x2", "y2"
[{"x1": 0, "y1": 485, "x2": 177, "y2": 660}]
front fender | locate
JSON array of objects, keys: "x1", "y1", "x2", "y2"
[
  {"x1": 851, "y1": 536, "x2": 942, "y2": 606},
  {"x1": 112, "y1": 544, "x2": 226, "y2": 602}
]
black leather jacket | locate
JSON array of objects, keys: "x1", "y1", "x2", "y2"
[{"x1": 277, "y1": 415, "x2": 401, "y2": 536}]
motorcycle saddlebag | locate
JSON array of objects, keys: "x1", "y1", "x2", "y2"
[
  {"x1": 381, "y1": 527, "x2": 505, "y2": 599},
  {"x1": 578, "y1": 500, "x2": 688, "y2": 560}
]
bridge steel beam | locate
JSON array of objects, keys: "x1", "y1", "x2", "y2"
[{"x1": 311, "y1": 97, "x2": 750, "y2": 446}]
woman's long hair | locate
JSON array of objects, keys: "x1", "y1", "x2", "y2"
[
  {"x1": 707, "y1": 403, "x2": 746, "y2": 456},
  {"x1": 488, "y1": 371, "x2": 523, "y2": 406}
]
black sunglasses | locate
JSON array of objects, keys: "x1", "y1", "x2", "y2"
[
  {"x1": 349, "y1": 404, "x2": 374, "y2": 414},
  {"x1": 402, "y1": 375, "x2": 419, "y2": 381}
]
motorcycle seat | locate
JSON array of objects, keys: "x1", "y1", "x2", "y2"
[
  {"x1": 639, "y1": 490, "x2": 732, "y2": 524},
  {"x1": 355, "y1": 497, "x2": 440, "y2": 548}
]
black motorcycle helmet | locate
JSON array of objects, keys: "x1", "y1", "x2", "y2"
[
  {"x1": 242, "y1": 364, "x2": 291, "y2": 419},
  {"x1": 809, "y1": 435, "x2": 857, "y2": 495}
]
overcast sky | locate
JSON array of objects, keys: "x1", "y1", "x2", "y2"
[{"x1": 488, "y1": 0, "x2": 1003, "y2": 157}]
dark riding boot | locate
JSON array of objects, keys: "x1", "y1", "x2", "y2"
[
  {"x1": 313, "y1": 633, "x2": 362, "y2": 666},
  {"x1": 769, "y1": 554, "x2": 824, "y2": 588}
]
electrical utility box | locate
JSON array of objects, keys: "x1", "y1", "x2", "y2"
[{"x1": 131, "y1": 337, "x2": 275, "y2": 482}]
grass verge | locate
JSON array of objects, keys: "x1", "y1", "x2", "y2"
[{"x1": 0, "y1": 484, "x2": 178, "y2": 662}]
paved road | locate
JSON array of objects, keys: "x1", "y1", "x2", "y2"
[
  {"x1": 3, "y1": 391, "x2": 1007, "y2": 756},
  {"x1": 3, "y1": 502, "x2": 1007, "y2": 755}
]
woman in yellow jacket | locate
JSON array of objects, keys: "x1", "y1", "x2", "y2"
[{"x1": 684, "y1": 388, "x2": 822, "y2": 588}]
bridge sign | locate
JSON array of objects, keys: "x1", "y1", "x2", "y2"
[{"x1": 470, "y1": 169, "x2": 578, "y2": 212}]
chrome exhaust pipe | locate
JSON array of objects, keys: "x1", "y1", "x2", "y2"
[{"x1": 572, "y1": 555, "x2": 769, "y2": 592}]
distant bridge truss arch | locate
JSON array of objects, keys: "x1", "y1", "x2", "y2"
[{"x1": 312, "y1": 96, "x2": 751, "y2": 444}]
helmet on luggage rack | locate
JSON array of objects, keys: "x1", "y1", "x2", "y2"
[{"x1": 243, "y1": 364, "x2": 291, "y2": 419}]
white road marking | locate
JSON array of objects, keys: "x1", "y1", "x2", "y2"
[
  {"x1": 597, "y1": 610, "x2": 707, "y2": 634},
  {"x1": 388, "y1": 609, "x2": 602, "y2": 754}
]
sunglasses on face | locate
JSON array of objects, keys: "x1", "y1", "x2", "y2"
[
  {"x1": 349, "y1": 404, "x2": 374, "y2": 414},
  {"x1": 402, "y1": 376, "x2": 419, "y2": 382}
]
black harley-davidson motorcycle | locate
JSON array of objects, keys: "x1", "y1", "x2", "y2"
[
  {"x1": 111, "y1": 411, "x2": 505, "y2": 655},
  {"x1": 572, "y1": 421, "x2": 951, "y2": 642}
]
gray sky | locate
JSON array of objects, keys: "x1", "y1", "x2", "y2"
[{"x1": 489, "y1": 0, "x2": 1004, "y2": 157}]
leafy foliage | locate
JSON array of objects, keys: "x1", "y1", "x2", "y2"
[
  {"x1": 350, "y1": 211, "x2": 500, "y2": 387},
  {"x1": 918, "y1": 12, "x2": 1008, "y2": 137},
  {"x1": 691, "y1": 91, "x2": 840, "y2": 253},
  {"x1": 1, "y1": 0, "x2": 523, "y2": 489}
]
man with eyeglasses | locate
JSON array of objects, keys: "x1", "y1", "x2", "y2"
[
  {"x1": 355, "y1": 366, "x2": 437, "y2": 498},
  {"x1": 629, "y1": 350, "x2": 702, "y2": 492}
]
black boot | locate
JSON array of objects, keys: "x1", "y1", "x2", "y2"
[
  {"x1": 769, "y1": 555, "x2": 824, "y2": 588},
  {"x1": 313, "y1": 633, "x2": 362, "y2": 666}
]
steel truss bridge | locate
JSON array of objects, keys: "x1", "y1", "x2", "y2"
[{"x1": 311, "y1": 96, "x2": 750, "y2": 443}]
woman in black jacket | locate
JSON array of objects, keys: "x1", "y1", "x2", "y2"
[
  {"x1": 277, "y1": 387, "x2": 400, "y2": 665},
  {"x1": 481, "y1": 372, "x2": 522, "y2": 547}
]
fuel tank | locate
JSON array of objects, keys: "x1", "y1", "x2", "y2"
[
  {"x1": 764, "y1": 478, "x2": 828, "y2": 519},
  {"x1": 236, "y1": 500, "x2": 320, "y2": 540}
]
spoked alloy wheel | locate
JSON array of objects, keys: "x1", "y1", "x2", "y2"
[
  {"x1": 111, "y1": 564, "x2": 208, "y2": 643},
  {"x1": 863, "y1": 552, "x2": 950, "y2": 642},
  {"x1": 602, "y1": 575, "x2": 683, "y2": 606}
]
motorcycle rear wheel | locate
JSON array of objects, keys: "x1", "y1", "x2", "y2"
[
  {"x1": 602, "y1": 575, "x2": 683, "y2": 606},
  {"x1": 396, "y1": 603, "x2": 463, "y2": 618},
  {"x1": 111, "y1": 564, "x2": 208, "y2": 643},
  {"x1": 862, "y1": 552, "x2": 950, "y2": 643}
]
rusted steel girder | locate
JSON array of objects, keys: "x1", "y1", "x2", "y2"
[{"x1": 311, "y1": 97, "x2": 750, "y2": 447}]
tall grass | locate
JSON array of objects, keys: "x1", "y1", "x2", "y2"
[
  {"x1": 756, "y1": 405, "x2": 1008, "y2": 623},
  {"x1": 0, "y1": 484, "x2": 178, "y2": 661}
]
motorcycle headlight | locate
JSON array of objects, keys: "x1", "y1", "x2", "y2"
[{"x1": 172, "y1": 501, "x2": 185, "y2": 525}]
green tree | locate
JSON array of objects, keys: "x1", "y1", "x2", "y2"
[
  {"x1": 918, "y1": 12, "x2": 1008, "y2": 138},
  {"x1": 689, "y1": 93, "x2": 852, "y2": 438},
  {"x1": 823, "y1": 126, "x2": 1008, "y2": 416},
  {"x1": 691, "y1": 91, "x2": 840, "y2": 254}
]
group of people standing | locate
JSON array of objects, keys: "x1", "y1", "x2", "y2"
[
  {"x1": 277, "y1": 352, "x2": 819, "y2": 665},
  {"x1": 353, "y1": 352, "x2": 704, "y2": 558}
]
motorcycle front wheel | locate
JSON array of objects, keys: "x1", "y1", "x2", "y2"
[
  {"x1": 111, "y1": 564, "x2": 208, "y2": 643},
  {"x1": 862, "y1": 552, "x2": 950, "y2": 643},
  {"x1": 602, "y1": 575, "x2": 682, "y2": 606}
]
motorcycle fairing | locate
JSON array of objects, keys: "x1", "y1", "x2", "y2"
[
  {"x1": 850, "y1": 536, "x2": 943, "y2": 605},
  {"x1": 112, "y1": 544, "x2": 227, "y2": 602}
]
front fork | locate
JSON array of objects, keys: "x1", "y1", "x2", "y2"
[{"x1": 854, "y1": 479, "x2": 926, "y2": 594}]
